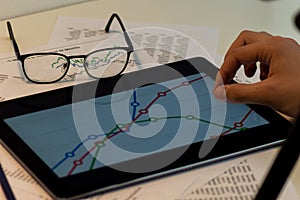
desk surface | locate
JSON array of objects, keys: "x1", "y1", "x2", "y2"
[
  {"x1": 0, "y1": 0, "x2": 299, "y2": 198},
  {"x1": 1, "y1": 0, "x2": 300, "y2": 54}
]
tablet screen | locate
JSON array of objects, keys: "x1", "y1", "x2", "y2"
[
  {"x1": 4, "y1": 71, "x2": 268, "y2": 178},
  {"x1": 0, "y1": 57, "x2": 291, "y2": 199}
]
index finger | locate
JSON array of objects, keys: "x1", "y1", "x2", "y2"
[
  {"x1": 215, "y1": 38, "x2": 274, "y2": 88},
  {"x1": 225, "y1": 30, "x2": 272, "y2": 59}
]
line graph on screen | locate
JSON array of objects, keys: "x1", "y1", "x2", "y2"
[{"x1": 49, "y1": 74, "x2": 259, "y2": 176}]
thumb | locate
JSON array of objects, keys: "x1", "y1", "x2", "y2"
[{"x1": 213, "y1": 81, "x2": 273, "y2": 105}]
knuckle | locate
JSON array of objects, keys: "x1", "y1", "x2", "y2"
[
  {"x1": 272, "y1": 35, "x2": 284, "y2": 41},
  {"x1": 284, "y1": 37, "x2": 299, "y2": 45},
  {"x1": 269, "y1": 36, "x2": 285, "y2": 45},
  {"x1": 264, "y1": 36, "x2": 285, "y2": 52},
  {"x1": 267, "y1": 36, "x2": 295, "y2": 53},
  {"x1": 239, "y1": 30, "x2": 252, "y2": 37},
  {"x1": 258, "y1": 31, "x2": 272, "y2": 37}
]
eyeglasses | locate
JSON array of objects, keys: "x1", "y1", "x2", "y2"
[{"x1": 7, "y1": 13, "x2": 134, "y2": 84}]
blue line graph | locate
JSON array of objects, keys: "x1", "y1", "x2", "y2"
[
  {"x1": 87, "y1": 50, "x2": 125, "y2": 69},
  {"x1": 130, "y1": 90, "x2": 139, "y2": 120},
  {"x1": 4, "y1": 73, "x2": 269, "y2": 177}
]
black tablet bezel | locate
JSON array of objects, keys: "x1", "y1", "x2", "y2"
[{"x1": 0, "y1": 57, "x2": 292, "y2": 199}]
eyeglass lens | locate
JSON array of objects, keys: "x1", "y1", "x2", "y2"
[
  {"x1": 23, "y1": 54, "x2": 69, "y2": 83},
  {"x1": 85, "y1": 48, "x2": 128, "y2": 79},
  {"x1": 23, "y1": 48, "x2": 129, "y2": 83}
]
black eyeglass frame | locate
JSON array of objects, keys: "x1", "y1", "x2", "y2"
[{"x1": 7, "y1": 13, "x2": 134, "y2": 84}]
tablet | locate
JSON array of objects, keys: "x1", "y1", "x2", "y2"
[{"x1": 0, "y1": 57, "x2": 291, "y2": 199}]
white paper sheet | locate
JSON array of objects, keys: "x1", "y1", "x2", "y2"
[
  {"x1": 0, "y1": 145, "x2": 51, "y2": 200},
  {"x1": 0, "y1": 16, "x2": 219, "y2": 102},
  {"x1": 88, "y1": 148, "x2": 299, "y2": 200},
  {"x1": 1, "y1": 145, "x2": 298, "y2": 200},
  {"x1": 48, "y1": 16, "x2": 219, "y2": 59}
]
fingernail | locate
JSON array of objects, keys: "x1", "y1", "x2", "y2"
[{"x1": 214, "y1": 85, "x2": 227, "y2": 100}]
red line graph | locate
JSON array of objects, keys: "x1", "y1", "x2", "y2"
[
  {"x1": 66, "y1": 75, "x2": 253, "y2": 175},
  {"x1": 220, "y1": 109, "x2": 253, "y2": 136},
  {"x1": 67, "y1": 75, "x2": 207, "y2": 175}
]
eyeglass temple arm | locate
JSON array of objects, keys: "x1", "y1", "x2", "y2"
[
  {"x1": 104, "y1": 13, "x2": 133, "y2": 50},
  {"x1": 6, "y1": 22, "x2": 21, "y2": 59}
]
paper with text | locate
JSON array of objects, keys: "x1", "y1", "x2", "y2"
[{"x1": 0, "y1": 16, "x2": 219, "y2": 102}]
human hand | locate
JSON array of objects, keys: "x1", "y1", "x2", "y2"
[{"x1": 214, "y1": 30, "x2": 300, "y2": 118}]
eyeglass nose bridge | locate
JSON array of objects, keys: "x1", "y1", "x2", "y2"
[
  {"x1": 61, "y1": 55, "x2": 85, "y2": 79},
  {"x1": 68, "y1": 56, "x2": 85, "y2": 68}
]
